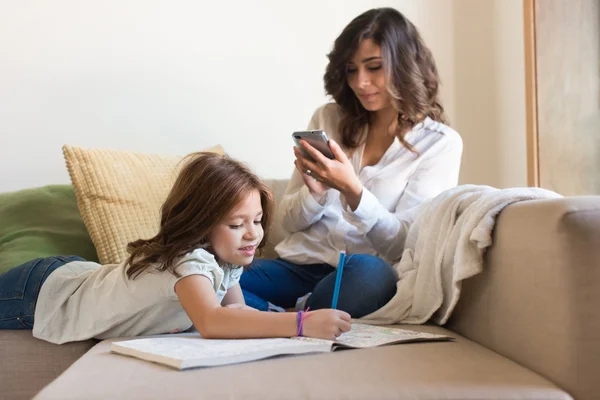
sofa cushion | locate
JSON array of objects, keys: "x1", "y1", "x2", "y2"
[
  {"x1": 0, "y1": 185, "x2": 99, "y2": 274},
  {"x1": 258, "y1": 179, "x2": 289, "y2": 259},
  {"x1": 0, "y1": 330, "x2": 96, "y2": 400},
  {"x1": 62, "y1": 145, "x2": 223, "y2": 265},
  {"x1": 34, "y1": 325, "x2": 570, "y2": 400}
]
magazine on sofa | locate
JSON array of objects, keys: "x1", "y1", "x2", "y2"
[{"x1": 110, "y1": 324, "x2": 452, "y2": 370}]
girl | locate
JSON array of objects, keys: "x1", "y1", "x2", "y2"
[
  {"x1": 0, "y1": 152, "x2": 351, "y2": 344},
  {"x1": 241, "y1": 8, "x2": 463, "y2": 318}
]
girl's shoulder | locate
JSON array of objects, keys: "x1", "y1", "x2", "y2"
[
  {"x1": 166, "y1": 249, "x2": 225, "y2": 294},
  {"x1": 176, "y1": 248, "x2": 218, "y2": 268},
  {"x1": 174, "y1": 249, "x2": 242, "y2": 278},
  {"x1": 220, "y1": 262, "x2": 245, "y2": 280}
]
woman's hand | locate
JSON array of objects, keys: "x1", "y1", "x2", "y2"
[
  {"x1": 301, "y1": 309, "x2": 352, "y2": 341},
  {"x1": 294, "y1": 158, "x2": 329, "y2": 196},
  {"x1": 294, "y1": 139, "x2": 364, "y2": 210}
]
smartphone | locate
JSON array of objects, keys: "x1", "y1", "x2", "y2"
[{"x1": 292, "y1": 130, "x2": 335, "y2": 162}]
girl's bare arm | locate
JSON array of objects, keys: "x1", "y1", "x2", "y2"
[
  {"x1": 175, "y1": 275, "x2": 350, "y2": 340},
  {"x1": 221, "y1": 283, "x2": 246, "y2": 306}
]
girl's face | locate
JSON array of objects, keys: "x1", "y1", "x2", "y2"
[
  {"x1": 346, "y1": 39, "x2": 392, "y2": 113},
  {"x1": 208, "y1": 189, "x2": 264, "y2": 266}
]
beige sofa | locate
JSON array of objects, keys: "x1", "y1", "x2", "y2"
[{"x1": 1, "y1": 179, "x2": 599, "y2": 400}]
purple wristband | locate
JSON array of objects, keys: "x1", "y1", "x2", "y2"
[
  {"x1": 296, "y1": 311, "x2": 304, "y2": 337},
  {"x1": 296, "y1": 310, "x2": 310, "y2": 337}
]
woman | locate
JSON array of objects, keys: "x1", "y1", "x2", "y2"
[{"x1": 241, "y1": 7, "x2": 463, "y2": 318}]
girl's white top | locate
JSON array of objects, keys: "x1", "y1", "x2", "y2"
[
  {"x1": 33, "y1": 248, "x2": 242, "y2": 344},
  {"x1": 275, "y1": 103, "x2": 463, "y2": 267}
]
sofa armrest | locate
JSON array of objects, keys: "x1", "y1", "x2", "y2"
[{"x1": 447, "y1": 196, "x2": 600, "y2": 400}]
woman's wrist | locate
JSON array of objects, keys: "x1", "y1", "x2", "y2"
[
  {"x1": 309, "y1": 189, "x2": 329, "y2": 205},
  {"x1": 343, "y1": 180, "x2": 363, "y2": 211}
]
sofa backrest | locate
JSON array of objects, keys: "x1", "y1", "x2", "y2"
[{"x1": 260, "y1": 179, "x2": 290, "y2": 259}]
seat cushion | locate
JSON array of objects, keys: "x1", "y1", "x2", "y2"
[
  {"x1": 34, "y1": 325, "x2": 571, "y2": 400},
  {"x1": 0, "y1": 330, "x2": 96, "y2": 400},
  {"x1": 0, "y1": 185, "x2": 99, "y2": 274}
]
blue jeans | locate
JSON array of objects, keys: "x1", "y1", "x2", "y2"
[
  {"x1": 0, "y1": 256, "x2": 84, "y2": 330},
  {"x1": 240, "y1": 254, "x2": 398, "y2": 318}
]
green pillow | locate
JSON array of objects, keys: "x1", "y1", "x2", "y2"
[{"x1": 0, "y1": 185, "x2": 99, "y2": 274}]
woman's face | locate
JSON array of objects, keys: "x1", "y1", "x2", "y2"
[{"x1": 346, "y1": 39, "x2": 392, "y2": 112}]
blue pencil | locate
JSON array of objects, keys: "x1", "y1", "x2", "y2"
[{"x1": 331, "y1": 251, "x2": 346, "y2": 309}]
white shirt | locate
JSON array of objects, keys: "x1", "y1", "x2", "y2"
[
  {"x1": 275, "y1": 103, "x2": 463, "y2": 267},
  {"x1": 33, "y1": 248, "x2": 243, "y2": 344}
]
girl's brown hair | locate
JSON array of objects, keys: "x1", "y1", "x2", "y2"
[
  {"x1": 125, "y1": 152, "x2": 274, "y2": 279},
  {"x1": 324, "y1": 7, "x2": 446, "y2": 152}
]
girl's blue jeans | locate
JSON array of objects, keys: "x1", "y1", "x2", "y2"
[
  {"x1": 0, "y1": 256, "x2": 84, "y2": 330},
  {"x1": 240, "y1": 254, "x2": 398, "y2": 318}
]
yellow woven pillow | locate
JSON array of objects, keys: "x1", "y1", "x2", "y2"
[{"x1": 63, "y1": 144, "x2": 224, "y2": 265}]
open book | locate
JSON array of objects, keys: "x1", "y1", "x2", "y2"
[{"x1": 110, "y1": 324, "x2": 452, "y2": 370}]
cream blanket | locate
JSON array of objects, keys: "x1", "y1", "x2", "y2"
[{"x1": 361, "y1": 184, "x2": 561, "y2": 325}]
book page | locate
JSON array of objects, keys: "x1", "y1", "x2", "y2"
[
  {"x1": 116, "y1": 336, "x2": 328, "y2": 359},
  {"x1": 111, "y1": 335, "x2": 332, "y2": 369},
  {"x1": 332, "y1": 324, "x2": 451, "y2": 349}
]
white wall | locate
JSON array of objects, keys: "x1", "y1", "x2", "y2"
[
  {"x1": 0, "y1": 0, "x2": 525, "y2": 192},
  {"x1": 453, "y1": 0, "x2": 527, "y2": 188}
]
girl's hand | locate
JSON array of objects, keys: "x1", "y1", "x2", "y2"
[
  {"x1": 301, "y1": 309, "x2": 351, "y2": 340},
  {"x1": 294, "y1": 139, "x2": 363, "y2": 210},
  {"x1": 224, "y1": 303, "x2": 257, "y2": 311}
]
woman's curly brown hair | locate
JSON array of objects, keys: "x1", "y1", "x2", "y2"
[{"x1": 324, "y1": 7, "x2": 446, "y2": 152}]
